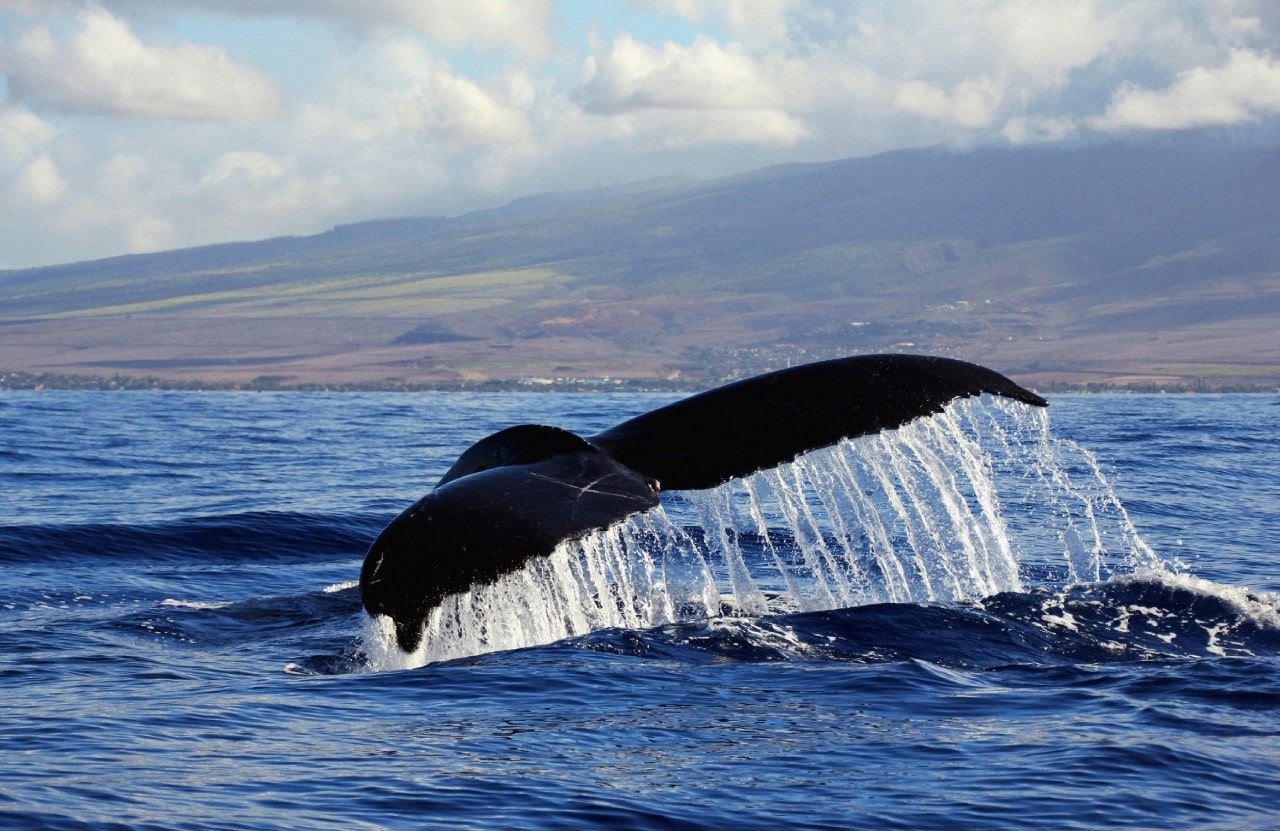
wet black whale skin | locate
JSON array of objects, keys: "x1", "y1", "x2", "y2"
[{"x1": 360, "y1": 354, "x2": 1048, "y2": 652}]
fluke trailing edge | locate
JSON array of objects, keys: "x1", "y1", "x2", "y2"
[{"x1": 359, "y1": 354, "x2": 1048, "y2": 653}]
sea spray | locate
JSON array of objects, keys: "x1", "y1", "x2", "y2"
[{"x1": 365, "y1": 395, "x2": 1166, "y2": 668}]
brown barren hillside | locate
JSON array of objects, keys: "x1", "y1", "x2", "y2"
[{"x1": 2, "y1": 145, "x2": 1278, "y2": 391}]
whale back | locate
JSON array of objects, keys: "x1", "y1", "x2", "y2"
[
  {"x1": 362, "y1": 445, "x2": 659, "y2": 652},
  {"x1": 436, "y1": 424, "x2": 597, "y2": 487}
]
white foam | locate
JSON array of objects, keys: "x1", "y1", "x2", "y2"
[
  {"x1": 160, "y1": 598, "x2": 232, "y2": 610},
  {"x1": 1132, "y1": 569, "x2": 1280, "y2": 629}
]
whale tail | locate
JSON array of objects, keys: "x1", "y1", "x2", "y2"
[
  {"x1": 362, "y1": 353, "x2": 1046, "y2": 653},
  {"x1": 589, "y1": 354, "x2": 1046, "y2": 491}
]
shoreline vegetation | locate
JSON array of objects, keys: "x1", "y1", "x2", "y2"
[{"x1": 3, "y1": 370, "x2": 1275, "y2": 395}]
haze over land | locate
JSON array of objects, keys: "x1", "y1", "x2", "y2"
[{"x1": 2, "y1": 144, "x2": 1277, "y2": 390}]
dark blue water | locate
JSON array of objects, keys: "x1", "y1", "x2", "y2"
[{"x1": 2, "y1": 391, "x2": 1278, "y2": 830}]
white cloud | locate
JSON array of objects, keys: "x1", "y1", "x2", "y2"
[
  {"x1": 574, "y1": 32, "x2": 807, "y2": 146},
  {"x1": 380, "y1": 0, "x2": 556, "y2": 59},
  {"x1": 988, "y1": 1, "x2": 1119, "y2": 86},
  {"x1": 200, "y1": 150, "x2": 291, "y2": 188},
  {"x1": 579, "y1": 33, "x2": 785, "y2": 113},
  {"x1": 192, "y1": 149, "x2": 346, "y2": 229},
  {"x1": 0, "y1": 106, "x2": 58, "y2": 166},
  {"x1": 1001, "y1": 115, "x2": 1079, "y2": 145},
  {"x1": 125, "y1": 216, "x2": 175, "y2": 254},
  {"x1": 1, "y1": 0, "x2": 1279, "y2": 268},
  {"x1": 14, "y1": 151, "x2": 67, "y2": 205},
  {"x1": 101, "y1": 151, "x2": 148, "y2": 191},
  {"x1": 295, "y1": 37, "x2": 532, "y2": 153},
  {"x1": 671, "y1": 108, "x2": 808, "y2": 146},
  {"x1": 410, "y1": 70, "x2": 532, "y2": 146},
  {"x1": 1093, "y1": 48, "x2": 1280, "y2": 131},
  {"x1": 1, "y1": 5, "x2": 281, "y2": 120},
  {"x1": 714, "y1": 0, "x2": 797, "y2": 40},
  {"x1": 379, "y1": 39, "x2": 531, "y2": 147},
  {"x1": 90, "y1": 0, "x2": 558, "y2": 61},
  {"x1": 640, "y1": 0, "x2": 798, "y2": 40},
  {"x1": 895, "y1": 77, "x2": 1004, "y2": 130}
]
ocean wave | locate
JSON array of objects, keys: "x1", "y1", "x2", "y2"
[
  {"x1": 344, "y1": 572, "x2": 1280, "y2": 675},
  {"x1": 0, "y1": 511, "x2": 384, "y2": 565},
  {"x1": 596, "y1": 572, "x2": 1280, "y2": 667}
]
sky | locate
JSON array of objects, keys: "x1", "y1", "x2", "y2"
[{"x1": 1, "y1": 1, "x2": 1277, "y2": 269}]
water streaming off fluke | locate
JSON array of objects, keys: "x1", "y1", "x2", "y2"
[{"x1": 366, "y1": 396, "x2": 1164, "y2": 669}]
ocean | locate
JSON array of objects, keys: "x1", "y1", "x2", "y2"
[{"x1": 1, "y1": 390, "x2": 1277, "y2": 830}]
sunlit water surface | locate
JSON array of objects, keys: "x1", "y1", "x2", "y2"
[{"x1": 2, "y1": 391, "x2": 1278, "y2": 830}]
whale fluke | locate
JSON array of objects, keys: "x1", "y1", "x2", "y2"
[
  {"x1": 360, "y1": 354, "x2": 1046, "y2": 653},
  {"x1": 589, "y1": 354, "x2": 1047, "y2": 491}
]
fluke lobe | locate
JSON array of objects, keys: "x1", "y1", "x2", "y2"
[{"x1": 360, "y1": 354, "x2": 1048, "y2": 653}]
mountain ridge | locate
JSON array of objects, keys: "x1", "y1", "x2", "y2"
[{"x1": 2, "y1": 143, "x2": 1277, "y2": 390}]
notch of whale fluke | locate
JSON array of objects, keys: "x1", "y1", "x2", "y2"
[{"x1": 359, "y1": 354, "x2": 1047, "y2": 654}]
